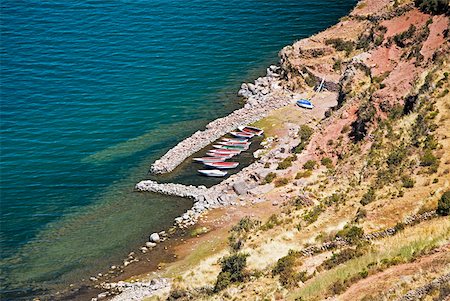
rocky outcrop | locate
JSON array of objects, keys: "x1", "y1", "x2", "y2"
[
  {"x1": 97, "y1": 278, "x2": 170, "y2": 301},
  {"x1": 395, "y1": 273, "x2": 450, "y2": 301},
  {"x1": 135, "y1": 180, "x2": 238, "y2": 228}
]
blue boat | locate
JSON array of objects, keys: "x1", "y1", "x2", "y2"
[{"x1": 296, "y1": 99, "x2": 314, "y2": 109}]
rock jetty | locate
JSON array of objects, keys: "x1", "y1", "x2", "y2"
[{"x1": 150, "y1": 65, "x2": 293, "y2": 174}]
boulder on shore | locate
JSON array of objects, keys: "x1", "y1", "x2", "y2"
[{"x1": 149, "y1": 233, "x2": 160, "y2": 243}]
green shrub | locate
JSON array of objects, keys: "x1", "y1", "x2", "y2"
[
  {"x1": 325, "y1": 38, "x2": 354, "y2": 56},
  {"x1": 324, "y1": 193, "x2": 345, "y2": 206},
  {"x1": 437, "y1": 191, "x2": 450, "y2": 216},
  {"x1": 214, "y1": 253, "x2": 249, "y2": 292},
  {"x1": 360, "y1": 187, "x2": 376, "y2": 206},
  {"x1": 321, "y1": 157, "x2": 333, "y2": 169},
  {"x1": 228, "y1": 217, "x2": 261, "y2": 251},
  {"x1": 263, "y1": 172, "x2": 276, "y2": 184},
  {"x1": 277, "y1": 155, "x2": 297, "y2": 170},
  {"x1": 303, "y1": 205, "x2": 324, "y2": 224},
  {"x1": 299, "y1": 125, "x2": 314, "y2": 141},
  {"x1": 296, "y1": 170, "x2": 312, "y2": 179},
  {"x1": 336, "y1": 225, "x2": 364, "y2": 244},
  {"x1": 350, "y1": 101, "x2": 376, "y2": 141},
  {"x1": 393, "y1": 25, "x2": 416, "y2": 48},
  {"x1": 401, "y1": 175, "x2": 415, "y2": 188},
  {"x1": 303, "y1": 160, "x2": 316, "y2": 170},
  {"x1": 320, "y1": 247, "x2": 365, "y2": 270},
  {"x1": 261, "y1": 214, "x2": 283, "y2": 230},
  {"x1": 386, "y1": 147, "x2": 407, "y2": 167},
  {"x1": 333, "y1": 59, "x2": 342, "y2": 71},
  {"x1": 293, "y1": 125, "x2": 314, "y2": 154},
  {"x1": 414, "y1": 0, "x2": 449, "y2": 15},
  {"x1": 420, "y1": 149, "x2": 437, "y2": 167},
  {"x1": 272, "y1": 250, "x2": 302, "y2": 287},
  {"x1": 274, "y1": 177, "x2": 290, "y2": 187}
]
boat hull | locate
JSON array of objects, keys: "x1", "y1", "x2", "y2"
[
  {"x1": 230, "y1": 131, "x2": 254, "y2": 139},
  {"x1": 204, "y1": 162, "x2": 239, "y2": 169},
  {"x1": 198, "y1": 169, "x2": 227, "y2": 177},
  {"x1": 238, "y1": 126, "x2": 264, "y2": 136},
  {"x1": 193, "y1": 157, "x2": 226, "y2": 163}
]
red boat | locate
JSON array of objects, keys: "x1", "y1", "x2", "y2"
[
  {"x1": 230, "y1": 131, "x2": 254, "y2": 139},
  {"x1": 193, "y1": 157, "x2": 226, "y2": 163},
  {"x1": 238, "y1": 126, "x2": 264, "y2": 136},
  {"x1": 204, "y1": 161, "x2": 239, "y2": 169},
  {"x1": 208, "y1": 149, "x2": 241, "y2": 154},
  {"x1": 218, "y1": 141, "x2": 251, "y2": 147},
  {"x1": 206, "y1": 152, "x2": 234, "y2": 158}
]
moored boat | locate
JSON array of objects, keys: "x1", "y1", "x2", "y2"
[
  {"x1": 296, "y1": 99, "x2": 314, "y2": 109},
  {"x1": 221, "y1": 137, "x2": 248, "y2": 143},
  {"x1": 198, "y1": 169, "x2": 228, "y2": 177},
  {"x1": 230, "y1": 131, "x2": 254, "y2": 139},
  {"x1": 193, "y1": 157, "x2": 226, "y2": 163},
  {"x1": 213, "y1": 144, "x2": 248, "y2": 150},
  {"x1": 206, "y1": 152, "x2": 234, "y2": 158},
  {"x1": 218, "y1": 141, "x2": 251, "y2": 147},
  {"x1": 238, "y1": 125, "x2": 264, "y2": 136},
  {"x1": 204, "y1": 161, "x2": 239, "y2": 169},
  {"x1": 208, "y1": 149, "x2": 241, "y2": 154}
]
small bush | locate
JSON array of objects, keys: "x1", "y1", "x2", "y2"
[
  {"x1": 274, "y1": 177, "x2": 290, "y2": 187},
  {"x1": 336, "y1": 225, "x2": 364, "y2": 244},
  {"x1": 420, "y1": 149, "x2": 437, "y2": 167},
  {"x1": 296, "y1": 170, "x2": 312, "y2": 179},
  {"x1": 320, "y1": 247, "x2": 365, "y2": 270},
  {"x1": 228, "y1": 217, "x2": 261, "y2": 251},
  {"x1": 393, "y1": 25, "x2": 416, "y2": 48},
  {"x1": 350, "y1": 101, "x2": 376, "y2": 141},
  {"x1": 360, "y1": 187, "x2": 376, "y2": 206},
  {"x1": 299, "y1": 125, "x2": 314, "y2": 141},
  {"x1": 414, "y1": 0, "x2": 450, "y2": 15},
  {"x1": 333, "y1": 59, "x2": 342, "y2": 71},
  {"x1": 325, "y1": 38, "x2": 354, "y2": 56},
  {"x1": 214, "y1": 253, "x2": 249, "y2": 292},
  {"x1": 263, "y1": 172, "x2": 276, "y2": 184},
  {"x1": 261, "y1": 214, "x2": 282, "y2": 230},
  {"x1": 324, "y1": 193, "x2": 345, "y2": 206},
  {"x1": 272, "y1": 250, "x2": 302, "y2": 287},
  {"x1": 277, "y1": 155, "x2": 297, "y2": 170},
  {"x1": 387, "y1": 147, "x2": 407, "y2": 167},
  {"x1": 293, "y1": 125, "x2": 314, "y2": 154},
  {"x1": 437, "y1": 191, "x2": 450, "y2": 216},
  {"x1": 303, "y1": 160, "x2": 316, "y2": 170},
  {"x1": 321, "y1": 157, "x2": 333, "y2": 169},
  {"x1": 401, "y1": 175, "x2": 415, "y2": 188},
  {"x1": 303, "y1": 205, "x2": 324, "y2": 224}
]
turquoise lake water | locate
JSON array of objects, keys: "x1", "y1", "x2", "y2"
[{"x1": 0, "y1": 1, "x2": 356, "y2": 299}]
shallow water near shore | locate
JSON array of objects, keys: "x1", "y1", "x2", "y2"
[{"x1": 1, "y1": 0, "x2": 356, "y2": 299}]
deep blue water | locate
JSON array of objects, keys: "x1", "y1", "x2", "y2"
[{"x1": 0, "y1": 0, "x2": 356, "y2": 298}]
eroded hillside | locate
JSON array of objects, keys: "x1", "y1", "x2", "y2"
[{"x1": 107, "y1": 1, "x2": 450, "y2": 300}]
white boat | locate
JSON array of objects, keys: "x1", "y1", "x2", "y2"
[
  {"x1": 238, "y1": 126, "x2": 264, "y2": 136},
  {"x1": 206, "y1": 152, "x2": 235, "y2": 158},
  {"x1": 198, "y1": 169, "x2": 228, "y2": 177},
  {"x1": 230, "y1": 131, "x2": 254, "y2": 139},
  {"x1": 221, "y1": 137, "x2": 248, "y2": 143},
  {"x1": 204, "y1": 161, "x2": 239, "y2": 169},
  {"x1": 193, "y1": 157, "x2": 226, "y2": 163},
  {"x1": 213, "y1": 144, "x2": 248, "y2": 151},
  {"x1": 218, "y1": 141, "x2": 251, "y2": 147},
  {"x1": 208, "y1": 149, "x2": 241, "y2": 154}
]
